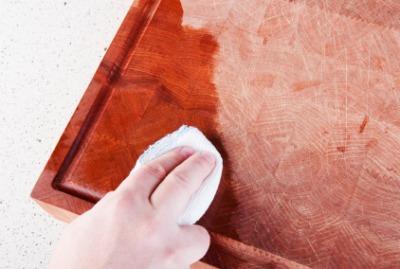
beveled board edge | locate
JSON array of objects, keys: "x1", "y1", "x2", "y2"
[{"x1": 31, "y1": 0, "x2": 161, "y2": 215}]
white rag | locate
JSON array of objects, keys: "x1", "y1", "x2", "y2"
[{"x1": 132, "y1": 125, "x2": 223, "y2": 225}]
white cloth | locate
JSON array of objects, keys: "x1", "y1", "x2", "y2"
[{"x1": 132, "y1": 125, "x2": 223, "y2": 225}]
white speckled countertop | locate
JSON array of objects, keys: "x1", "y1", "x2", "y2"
[{"x1": 0, "y1": 1, "x2": 131, "y2": 268}]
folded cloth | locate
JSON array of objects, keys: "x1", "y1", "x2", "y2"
[{"x1": 131, "y1": 125, "x2": 223, "y2": 225}]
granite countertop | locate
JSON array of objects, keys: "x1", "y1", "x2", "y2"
[{"x1": 0, "y1": 1, "x2": 130, "y2": 268}]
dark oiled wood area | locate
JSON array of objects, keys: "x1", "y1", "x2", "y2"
[{"x1": 54, "y1": 0, "x2": 219, "y2": 202}]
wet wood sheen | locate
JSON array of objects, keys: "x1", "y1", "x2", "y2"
[{"x1": 32, "y1": 0, "x2": 400, "y2": 268}]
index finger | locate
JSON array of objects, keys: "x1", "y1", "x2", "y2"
[{"x1": 117, "y1": 146, "x2": 195, "y2": 198}]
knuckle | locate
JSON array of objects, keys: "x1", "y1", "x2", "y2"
[
  {"x1": 109, "y1": 192, "x2": 135, "y2": 214},
  {"x1": 142, "y1": 163, "x2": 167, "y2": 179},
  {"x1": 171, "y1": 171, "x2": 191, "y2": 190},
  {"x1": 169, "y1": 151, "x2": 182, "y2": 162},
  {"x1": 120, "y1": 187, "x2": 146, "y2": 202},
  {"x1": 195, "y1": 154, "x2": 213, "y2": 168}
]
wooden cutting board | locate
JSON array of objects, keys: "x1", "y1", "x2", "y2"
[{"x1": 32, "y1": 0, "x2": 400, "y2": 268}]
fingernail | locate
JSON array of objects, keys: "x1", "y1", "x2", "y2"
[
  {"x1": 201, "y1": 151, "x2": 216, "y2": 164},
  {"x1": 179, "y1": 146, "x2": 195, "y2": 157}
]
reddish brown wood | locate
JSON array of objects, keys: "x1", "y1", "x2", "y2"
[
  {"x1": 32, "y1": 0, "x2": 400, "y2": 268},
  {"x1": 53, "y1": 0, "x2": 220, "y2": 203}
]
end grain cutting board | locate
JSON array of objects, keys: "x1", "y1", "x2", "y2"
[{"x1": 32, "y1": 0, "x2": 400, "y2": 268}]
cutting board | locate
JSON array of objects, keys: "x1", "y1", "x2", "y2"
[{"x1": 32, "y1": 0, "x2": 400, "y2": 268}]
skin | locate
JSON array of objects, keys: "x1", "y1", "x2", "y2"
[{"x1": 49, "y1": 146, "x2": 216, "y2": 269}]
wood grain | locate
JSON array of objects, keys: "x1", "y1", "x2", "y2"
[
  {"x1": 32, "y1": 0, "x2": 400, "y2": 268},
  {"x1": 55, "y1": 0, "x2": 219, "y2": 202}
]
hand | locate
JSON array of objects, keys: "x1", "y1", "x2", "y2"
[{"x1": 49, "y1": 146, "x2": 216, "y2": 269}]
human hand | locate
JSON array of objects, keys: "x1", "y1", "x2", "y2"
[{"x1": 49, "y1": 146, "x2": 216, "y2": 269}]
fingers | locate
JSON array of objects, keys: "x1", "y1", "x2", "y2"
[
  {"x1": 176, "y1": 225, "x2": 210, "y2": 265},
  {"x1": 117, "y1": 146, "x2": 195, "y2": 198},
  {"x1": 151, "y1": 151, "x2": 215, "y2": 218}
]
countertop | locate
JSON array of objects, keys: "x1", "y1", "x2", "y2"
[{"x1": 0, "y1": 1, "x2": 131, "y2": 268}]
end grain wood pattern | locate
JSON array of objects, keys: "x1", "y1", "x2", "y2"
[{"x1": 31, "y1": 0, "x2": 400, "y2": 268}]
